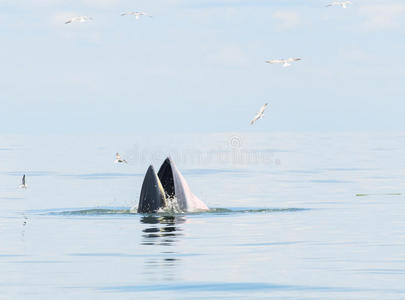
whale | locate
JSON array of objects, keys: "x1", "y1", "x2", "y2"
[{"x1": 137, "y1": 157, "x2": 209, "y2": 213}]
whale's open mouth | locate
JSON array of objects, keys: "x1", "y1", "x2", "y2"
[
  {"x1": 137, "y1": 157, "x2": 209, "y2": 214},
  {"x1": 157, "y1": 158, "x2": 175, "y2": 200}
]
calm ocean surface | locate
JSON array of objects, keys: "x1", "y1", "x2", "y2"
[{"x1": 1, "y1": 132, "x2": 404, "y2": 299}]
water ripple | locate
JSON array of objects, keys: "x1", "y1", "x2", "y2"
[{"x1": 43, "y1": 207, "x2": 309, "y2": 216}]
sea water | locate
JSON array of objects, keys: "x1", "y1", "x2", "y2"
[{"x1": 0, "y1": 132, "x2": 404, "y2": 299}]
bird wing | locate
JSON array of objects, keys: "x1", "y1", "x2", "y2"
[
  {"x1": 266, "y1": 59, "x2": 284, "y2": 64},
  {"x1": 250, "y1": 112, "x2": 261, "y2": 125},
  {"x1": 259, "y1": 103, "x2": 268, "y2": 114},
  {"x1": 286, "y1": 57, "x2": 301, "y2": 63},
  {"x1": 22, "y1": 175, "x2": 25, "y2": 185},
  {"x1": 65, "y1": 19, "x2": 72, "y2": 24}
]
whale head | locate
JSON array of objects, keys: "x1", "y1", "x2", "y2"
[
  {"x1": 137, "y1": 158, "x2": 209, "y2": 213},
  {"x1": 137, "y1": 165, "x2": 167, "y2": 213}
]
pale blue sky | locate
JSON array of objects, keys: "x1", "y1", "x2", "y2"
[{"x1": 1, "y1": 0, "x2": 404, "y2": 134}]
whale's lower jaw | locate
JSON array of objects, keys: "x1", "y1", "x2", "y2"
[{"x1": 137, "y1": 165, "x2": 166, "y2": 213}]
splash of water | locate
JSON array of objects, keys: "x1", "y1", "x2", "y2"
[{"x1": 157, "y1": 197, "x2": 184, "y2": 214}]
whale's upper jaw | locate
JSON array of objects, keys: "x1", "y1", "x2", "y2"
[
  {"x1": 137, "y1": 165, "x2": 167, "y2": 213},
  {"x1": 157, "y1": 157, "x2": 175, "y2": 199},
  {"x1": 157, "y1": 157, "x2": 209, "y2": 212}
]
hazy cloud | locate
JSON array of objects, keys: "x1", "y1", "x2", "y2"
[
  {"x1": 205, "y1": 47, "x2": 249, "y2": 67},
  {"x1": 359, "y1": 3, "x2": 405, "y2": 31},
  {"x1": 272, "y1": 11, "x2": 301, "y2": 30},
  {"x1": 339, "y1": 46, "x2": 375, "y2": 63}
]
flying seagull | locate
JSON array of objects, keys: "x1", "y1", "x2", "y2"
[
  {"x1": 326, "y1": 1, "x2": 352, "y2": 8},
  {"x1": 65, "y1": 16, "x2": 93, "y2": 24},
  {"x1": 265, "y1": 58, "x2": 301, "y2": 67},
  {"x1": 114, "y1": 153, "x2": 128, "y2": 164},
  {"x1": 23, "y1": 215, "x2": 28, "y2": 226},
  {"x1": 120, "y1": 11, "x2": 152, "y2": 19},
  {"x1": 250, "y1": 103, "x2": 268, "y2": 125},
  {"x1": 19, "y1": 175, "x2": 27, "y2": 189}
]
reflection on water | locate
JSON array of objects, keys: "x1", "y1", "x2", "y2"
[
  {"x1": 140, "y1": 215, "x2": 186, "y2": 225},
  {"x1": 140, "y1": 215, "x2": 185, "y2": 282},
  {"x1": 140, "y1": 215, "x2": 185, "y2": 246}
]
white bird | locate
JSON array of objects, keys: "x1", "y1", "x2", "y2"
[
  {"x1": 326, "y1": 1, "x2": 352, "y2": 8},
  {"x1": 120, "y1": 11, "x2": 152, "y2": 19},
  {"x1": 23, "y1": 215, "x2": 28, "y2": 226},
  {"x1": 250, "y1": 103, "x2": 268, "y2": 125},
  {"x1": 114, "y1": 153, "x2": 128, "y2": 164},
  {"x1": 265, "y1": 58, "x2": 301, "y2": 67},
  {"x1": 19, "y1": 175, "x2": 27, "y2": 189},
  {"x1": 65, "y1": 16, "x2": 93, "y2": 24}
]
